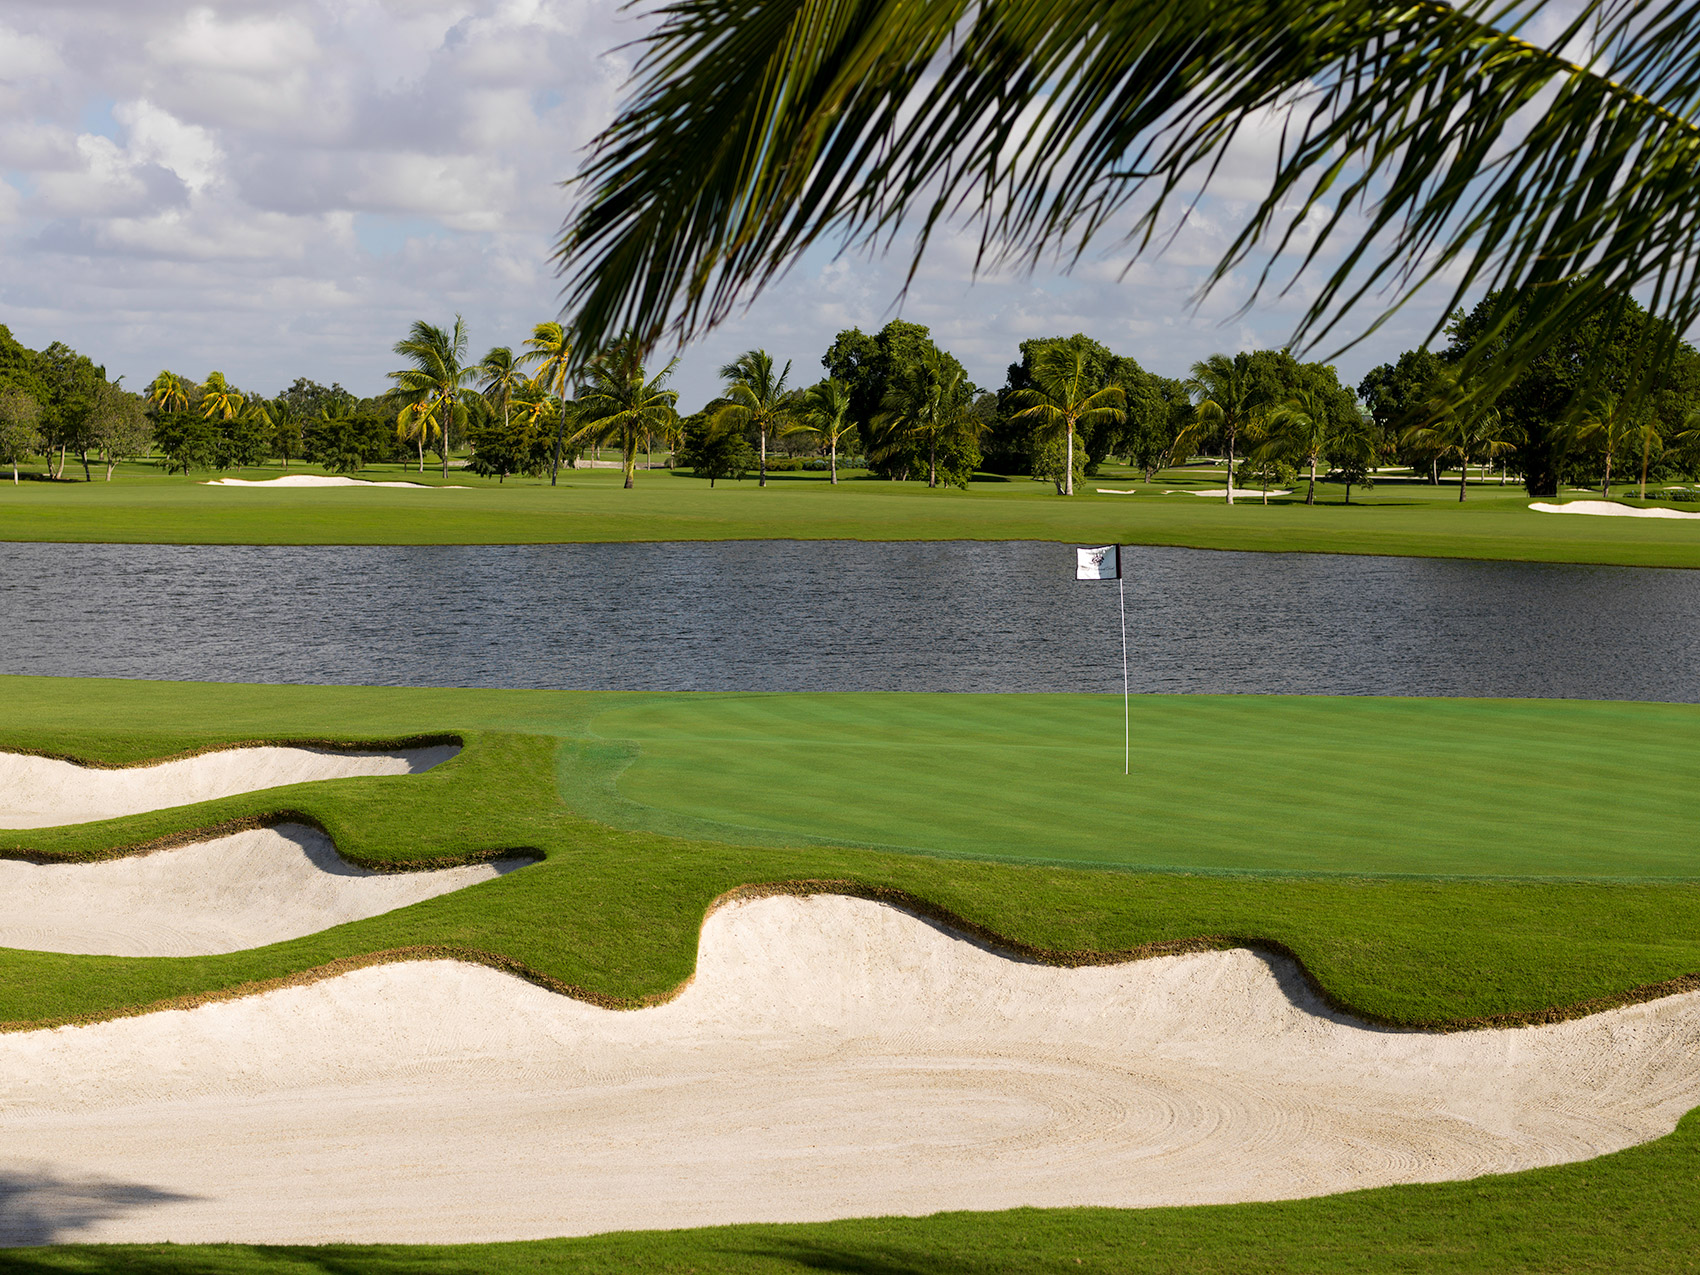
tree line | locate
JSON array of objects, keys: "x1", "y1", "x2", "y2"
[{"x1": 9, "y1": 282, "x2": 1700, "y2": 499}]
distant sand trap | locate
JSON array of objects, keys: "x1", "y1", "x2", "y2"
[
  {"x1": 203, "y1": 476, "x2": 468, "y2": 488},
  {"x1": 1531, "y1": 499, "x2": 1700, "y2": 520},
  {"x1": 3, "y1": 894, "x2": 1697, "y2": 1245},
  {"x1": 0, "y1": 743, "x2": 458, "y2": 829},
  {"x1": 0, "y1": 824, "x2": 527, "y2": 956},
  {"x1": 1186, "y1": 487, "x2": 1292, "y2": 497}
]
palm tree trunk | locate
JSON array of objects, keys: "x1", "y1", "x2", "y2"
[
  {"x1": 624, "y1": 432, "x2": 637, "y2": 488},
  {"x1": 1307, "y1": 454, "x2": 1317, "y2": 505},
  {"x1": 830, "y1": 436, "x2": 838, "y2": 484},
  {"x1": 759, "y1": 426, "x2": 768, "y2": 487},
  {"x1": 551, "y1": 395, "x2": 568, "y2": 483},
  {"x1": 1458, "y1": 463, "x2": 1467, "y2": 501},
  {"x1": 1225, "y1": 424, "x2": 1235, "y2": 506},
  {"x1": 1603, "y1": 453, "x2": 1612, "y2": 497},
  {"x1": 1064, "y1": 423, "x2": 1074, "y2": 496},
  {"x1": 441, "y1": 400, "x2": 450, "y2": 480},
  {"x1": 1641, "y1": 435, "x2": 1651, "y2": 498},
  {"x1": 929, "y1": 435, "x2": 937, "y2": 488},
  {"x1": 417, "y1": 436, "x2": 424, "y2": 472}
]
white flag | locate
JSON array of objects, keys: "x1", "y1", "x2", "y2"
[{"x1": 1075, "y1": 545, "x2": 1121, "y2": 581}]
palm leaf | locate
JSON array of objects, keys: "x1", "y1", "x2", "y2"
[{"x1": 560, "y1": 0, "x2": 1700, "y2": 404}]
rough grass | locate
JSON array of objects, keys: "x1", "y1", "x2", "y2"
[
  {"x1": 1, "y1": 460, "x2": 1698, "y2": 566},
  {"x1": 6, "y1": 1107, "x2": 1700, "y2": 1271}
]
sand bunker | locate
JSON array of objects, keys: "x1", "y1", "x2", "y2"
[
  {"x1": 2, "y1": 893, "x2": 1696, "y2": 1245},
  {"x1": 0, "y1": 743, "x2": 457, "y2": 829},
  {"x1": 203, "y1": 476, "x2": 469, "y2": 488},
  {"x1": 0, "y1": 824, "x2": 525, "y2": 957},
  {"x1": 1530, "y1": 499, "x2": 1700, "y2": 520}
]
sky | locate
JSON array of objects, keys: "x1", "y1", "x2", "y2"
[{"x1": 0, "y1": 0, "x2": 1573, "y2": 410}]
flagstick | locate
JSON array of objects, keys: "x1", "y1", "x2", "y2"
[{"x1": 1119, "y1": 573, "x2": 1129, "y2": 776}]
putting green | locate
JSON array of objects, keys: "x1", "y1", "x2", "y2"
[{"x1": 588, "y1": 692, "x2": 1700, "y2": 878}]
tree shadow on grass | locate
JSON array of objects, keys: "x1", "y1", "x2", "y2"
[{"x1": 0, "y1": 1165, "x2": 197, "y2": 1247}]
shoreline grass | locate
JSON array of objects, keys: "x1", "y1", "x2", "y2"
[{"x1": 3, "y1": 461, "x2": 1700, "y2": 567}]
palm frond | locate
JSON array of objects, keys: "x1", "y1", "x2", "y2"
[{"x1": 560, "y1": 0, "x2": 1700, "y2": 405}]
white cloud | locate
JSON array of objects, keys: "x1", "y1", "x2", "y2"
[{"x1": 0, "y1": 0, "x2": 1481, "y2": 408}]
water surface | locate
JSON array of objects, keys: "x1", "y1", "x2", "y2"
[{"x1": 0, "y1": 541, "x2": 1691, "y2": 699}]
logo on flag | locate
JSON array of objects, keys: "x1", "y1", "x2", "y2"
[{"x1": 1075, "y1": 545, "x2": 1121, "y2": 581}]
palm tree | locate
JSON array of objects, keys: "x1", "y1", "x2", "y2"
[
  {"x1": 799, "y1": 378, "x2": 855, "y2": 483},
  {"x1": 715, "y1": 350, "x2": 797, "y2": 487},
  {"x1": 877, "y1": 349, "x2": 982, "y2": 489},
  {"x1": 1566, "y1": 391, "x2": 1645, "y2": 498},
  {"x1": 519, "y1": 321, "x2": 575, "y2": 483},
  {"x1": 198, "y1": 372, "x2": 244, "y2": 421},
  {"x1": 1404, "y1": 374, "x2": 1518, "y2": 502},
  {"x1": 557, "y1": 1, "x2": 1700, "y2": 418},
  {"x1": 1176, "y1": 355, "x2": 1259, "y2": 505},
  {"x1": 145, "y1": 371, "x2": 190, "y2": 415},
  {"x1": 389, "y1": 318, "x2": 475, "y2": 477},
  {"x1": 1264, "y1": 388, "x2": 1334, "y2": 506},
  {"x1": 1005, "y1": 344, "x2": 1123, "y2": 496},
  {"x1": 572, "y1": 341, "x2": 680, "y2": 488},
  {"x1": 478, "y1": 347, "x2": 523, "y2": 434}
]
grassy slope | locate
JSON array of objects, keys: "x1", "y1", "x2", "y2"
[
  {"x1": 585, "y1": 692, "x2": 1700, "y2": 877},
  {"x1": 1, "y1": 460, "x2": 1698, "y2": 566},
  {"x1": 9, "y1": 1109, "x2": 1700, "y2": 1271},
  {"x1": 5, "y1": 676, "x2": 1700, "y2": 1269}
]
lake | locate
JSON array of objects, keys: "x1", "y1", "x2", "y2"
[{"x1": 0, "y1": 540, "x2": 1692, "y2": 699}]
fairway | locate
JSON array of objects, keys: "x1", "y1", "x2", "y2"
[
  {"x1": 588, "y1": 692, "x2": 1700, "y2": 878},
  {"x1": 5, "y1": 461, "x2": 1700, "y2": 567}
]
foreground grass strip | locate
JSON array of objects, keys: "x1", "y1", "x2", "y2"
[
  {"x1": 6, "y1": 1106, "x2": 1700, "y2": 1272},
  {"x1": 3, "y1": 462, "x2": 1700, "y2": 566},
  {"x1": 3, "y1": 678, "x2": 1700, "y2": 1029}
]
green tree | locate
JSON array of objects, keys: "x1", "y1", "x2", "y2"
[
  {"x1": 1403, "y1": 372, "x2": 1519, "y2": 502},
  {"x1": 715, "y1": 349, "x2": 797, "y2": 487},
  {"x1": 0, "y1": 385, "x2": 41, "y2": 483},
  {"x1": 86, "y1": 382, "x2": 152, "y2": 480},
  {"x1": 1007, "y1": 342, "x2": 1126, "y2": 495},
  {"x1": 37, "y1": 343, "x2": 104, "y2": 479},
  {"x1": 823, "y1": 321, "x2": 971, "y2": 481},
  {"x1": 1565, "y1": 391, "x2": 1645, "y2": 498},
  {"x1": 677, "y1": 409, "x2": 753, "y2": 486},
  {"x1": 1176, "y1": 354, "x2": 1263, "y2": 504},
  {"x1": 798, "y1": 378, "x2": 855, "y2": 484},
  {"x1": 519, "y1": 321, "x2": 575, "y2": 483},
  {"x1": 1264, "y1": 387, "x2": 1335, "y2": 505},
  {"x1": 877, "y1": 347, "x2": 983, "y2": 489},
  {"x1": 304, "y1": 404, "x2": 370, "y2": 475},
  {"x1": 573, "y1": 341, "x2": 680, "y2": 488},
  {"x1": 389, "y1": 318, "x2": 475, "y2": 476},
  {"x1": 1120, "y1": 375, "x2": 1191, "y2": 482}
]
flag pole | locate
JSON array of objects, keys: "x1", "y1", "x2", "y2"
[{"x1": 1118, "y1": 571, "x2": 1129, "y2": 776}]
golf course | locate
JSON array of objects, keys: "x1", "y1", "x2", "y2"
[{"x1": 1, "y1": 667, "x2": 1700, "y2": 1269}]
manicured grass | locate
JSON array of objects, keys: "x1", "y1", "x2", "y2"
[
  {"x1": 1, "y1": 460, "x2": 1698, "y2": 566},
  {"x1": 3, "y1": 676, "x2": 1700, "y2": 1034},
  {"x1": 584, "y1": 692, "x2": 1700, "y2": 878},
  {"x1": 8, "y1": 1107, "x2": 1700, "y2": 1272}
]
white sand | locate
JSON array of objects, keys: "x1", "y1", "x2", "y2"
[
  {"x1": 0, "y1": 824, "x2": 526, "y2": 957},
  {"x1": 1530, "y1": 499, "x2": 1700, "y2": 520},
  {"x1": 0, "y1": 743, "x2": 458, "y2": 829},
  {"x1": 1161, "y1": 488, "x2": 1292, "y2": 497},
  {"x1": 203, "y1": 476, "x2": 468, "y2": 488},
  {"x1": 2, "y1": 893, "x2": 1696, "y2": 1246}
]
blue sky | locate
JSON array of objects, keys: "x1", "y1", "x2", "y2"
[{"x1": 0, "y1": 0, "x2": 1575, "y2": 409}]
